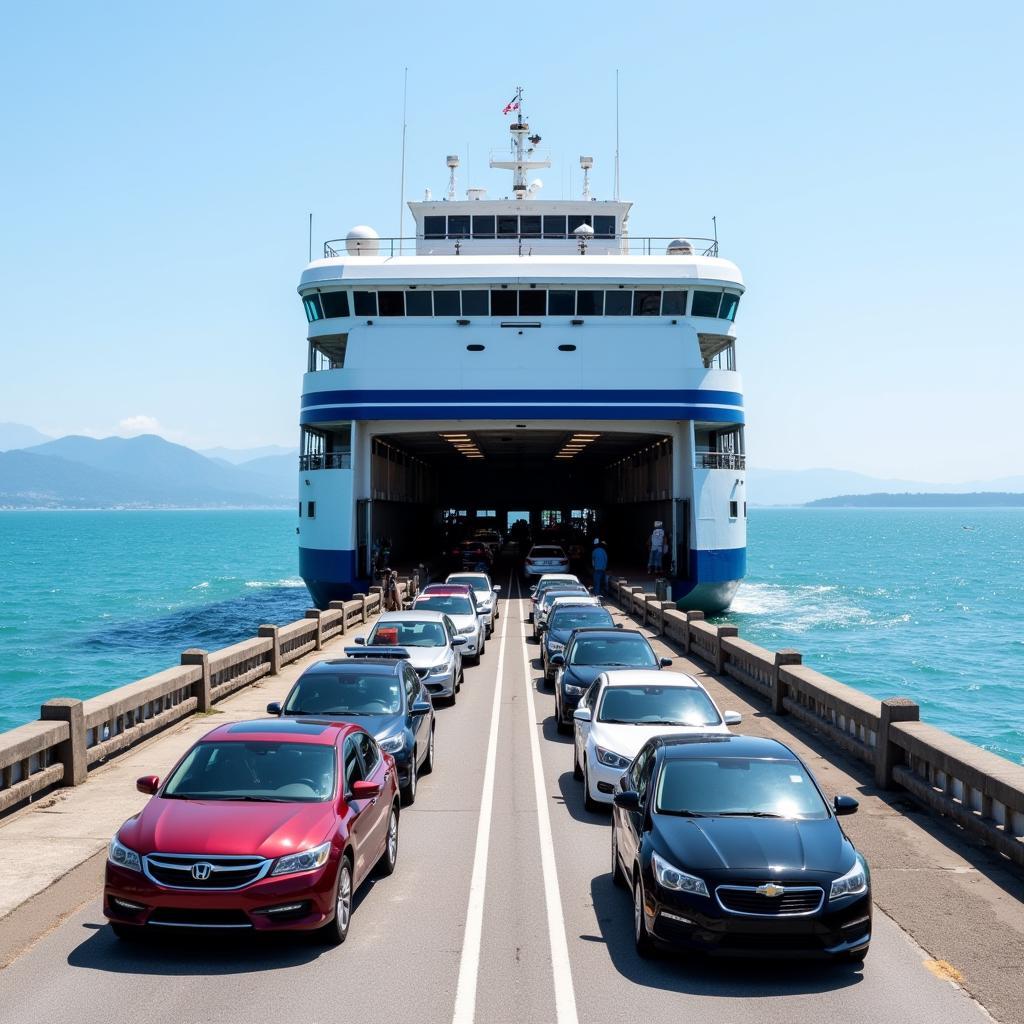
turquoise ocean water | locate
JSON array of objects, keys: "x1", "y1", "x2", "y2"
[{"x1": 1, "y1": 509, "x2": 1022, "y2": 763}]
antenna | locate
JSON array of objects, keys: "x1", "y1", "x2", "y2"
[
  {"x1": 580, "y1": 155, "x2": 594, "y2": 200},
  {"x1": 490, "y1": 86, "x2": 550, "y2": 199},
  {"x1": 308, "y1": 212, "x2": 312, "y2": 262},
  {"x1": 614, "y1": 70, "x2": 621, "y2": 201},
  {"x1": 446, "y1": 154, "x2": 460, "y2": 200},
  {"x1": 398, "y1": 67, "x2": 408, "y2": 239},
  {"x1": 712, "y1": 215, "x2": 718, "y2": 252}
]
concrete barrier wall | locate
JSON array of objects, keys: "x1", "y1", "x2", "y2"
[
  {"x1": 0, "y1": 575, "x2": 419, "y2": 817},
  {"x1": 605, "y1": 576, "x2": 1024, "y2": 868}
]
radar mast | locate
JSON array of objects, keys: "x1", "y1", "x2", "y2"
[{"x1": 489, "y1": 86, "x2": 551, "y2": 200}]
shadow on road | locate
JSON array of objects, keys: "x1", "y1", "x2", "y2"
[
  {"x1": 588, "y1": 875, "x2": 865, "y2": 995},
  {"x1": 556, "y1": 769, "x2": 611, "y2": 826}
]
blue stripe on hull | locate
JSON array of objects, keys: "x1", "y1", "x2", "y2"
[
  {"x1": 672, "y1": 547, "x2": 746, "y2": 613},
  {"x1": 299, "y1": 547, "x2": 360, "y2": 608},
  {"x1": 303, "y1": 404, "x2": 744, "y2": 423}
]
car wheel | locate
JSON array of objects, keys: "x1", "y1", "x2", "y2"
[
  {"x1": 318, "y1": 856, "x2": 353, "y2": 945},
  {"x1": 573, "y1": 741, "x2": 583, "y2": 780},
  {"x1": 479, "y1": 635, "x2": 486, "y2": 657},
  {"x1": 456, "y1": 667, "x2": 464, "y2": 692},
  {"x1": 446, "y1": 685, "x2": 458, "y2": 708},
  {"x1": 634, "y1": 876, "x2": 655, "y2": 958},
  {"x1": 110, "y1": 922, "x2": 140, "y2": 941},
  {"x1": 376, "y1": 804, "x2": 399, "y2": 877},
  {"x1": 422, "y1": 725, "x2": 435, "y2": 774},
  {"x1": 583, "y1": 761, "x2": 600, "y2": 812},
  {"x1": 401, "y1": 757, "x2": 417, "y2": 805},
  {"x1": 846, "y1": 946, "x2": 869, "y2": 963},
  {"x1": 611, "y1": 825, "x2": 626, "y2": 888}
]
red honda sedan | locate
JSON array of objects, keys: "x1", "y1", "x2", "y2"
[{"x1": 103, "y1": 718, "x2": 399, "y2": 944}]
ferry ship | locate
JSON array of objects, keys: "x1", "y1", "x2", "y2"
[{"x1": 296, "y1": 91, "x2": 746, "y2": 611}]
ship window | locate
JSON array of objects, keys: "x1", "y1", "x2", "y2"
[
  {"x1": 605, "y1": 290, "x2": 631, "y2": 316},
  {"x1": 661, "y1": 290, "x2": 688, "y2": 315},
  {"x1": 691, "y1": 290, "x2": 723, "y2": 317},
  {"x1": 543, "y1": 215, "x2": 567, "y2": 238},
  {"x1": 548, "y1": 290, "x2": 574, "y2": 315},
  {"x1": 377, "y1": 291, "x2": 404, "y2": 317},
  {"x1": 472, "y1": 215, "x2": 496, "y2": 238},
  {"x1": 567, "y1": 214, "x2": 593, "y2": 234},
  {"x1": 302, "y1": 294, "x2": 324, "y2": 322},
  {"x1": 594, "y1": 215, "x2": 616, "y2": 238},
  {"x1": 433, "y1": 291, "x2": 460, "y2": 316},
  {"x1": 520, "y1": 215, "x2": 541, "y2": 238},
  {"x1": 497, "y1": 215, "x2": 519, "y2": 238},
  {"x1": 461, "y1": 290, "x2": 489, "y2": 316},
  {"x1": 490, "y1": 289, "x2": 517, "y2": 316},
  {"x1": 729, "y1": 501, "x2": 738, "y2": 519},
  {"x1": 518, "y1": 289, "x2": 546, "y2": 315},
  {"x1": 353, "y1": 291, "x2": 377, "y2": 317},
  {"x1": 448, "y1": 215, "x2": 470, "y2": 239},
  {"x1": 720, "y1": 293, "x2": 740, "y2": 321},
  {"x1": 424, "y1": 216, "x2": 446, "y2": 240},
  {"x1": 633, "y1": 290, "x2": 661, "y2": 316},
  {"x1": 308, "y1": 501, "x2": 317, "y2": 519},
  {"x1": 576, "y1": 290, "x2": 604, "y2": 315},
  {"x1": 320, "y1": 291, "x2": 350, "y2": 318},
  {"x1": 405, "y1": 291, "x2": 432, "y2": 316}
]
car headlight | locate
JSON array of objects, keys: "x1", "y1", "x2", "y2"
[
  {"x1": 546, "y1": 639, "x2": 565, "y2": 654},
  {"x1": 458, "y1": 625, "x2": 476, "y2": 635},
  {"x1": 829, "y1": 856, "x2": 868, "y2": 900},
  {"x1": 427, "y1": 662, "x2": 450, "y2": 677},
  {"x1": 108, "y1": 835, "x2": 142, "y2": 873},
  {"x1": 379, "y1": 734, "x2": 406, "y2": 754},
  {"x1": 564, "y1": 683, "x2": 586, "y2": 696},
  {"x1": 595, "y1": 746, "x2": 631, "y2": 770},
  {"x1": 651, "y1": 851, "x2": 709, "y2": 897},
  {"x1": 271, "y1": 840, "x2": 332, "y2": 877}
]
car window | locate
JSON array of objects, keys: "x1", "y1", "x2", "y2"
[
  {"x1": 283, "y1": 672, "x2": 402, "y2": 715},
  {"x1": 356, "y1": 733, "x2": 380, "y2": 775},
  {"x1": 415, "y1": 595, "x2": 474, "y2": 616},
  {"x1": 580, "y1": 678, "x2": 603, "y2": 709},
  {"x1": 568, "y1": 635, "x2": 658, "y2": 667},
  {"x1": 549, "y1": 608, "x2": 613, "y2": 632},
  {"x1": 636, "y1": 750, "x2": 656, "y2": 803},
  {"x1": 371, "y1": 620, "x2": 446, "y2": 647},
  {"x1": 628, "y1": 745, "x2": 651, "y2": 792},
  {"x1": 343, "y1": 737, "x2": 364, "y2": 792},
  {"x1": 402, "y1": 665, "x2": 418, "y2": 706}
]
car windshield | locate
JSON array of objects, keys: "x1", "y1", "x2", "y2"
[
  {"x1": 415, "y1": 595, "x2": 474, "y2": 616},
  {"x1": 542, "y1": 589, "x2": 588, "y2": 608},
  {"x1": 163, "y1": 741, "x2": 336, "y2": 802},
  {"x1": 448, "y1": 575, "x2": 489, "y2": 594},
  {"x1": 568, "y1": 636, "x2": 658, "y2": 667},
  {"x1": 549, "y1": 608, "x2": 613, "y2": 632},
  {"x1": 655, "y1": 757, "x2": 829, "y2": 820},
  {"x1": 535, "y1": 578, "x2": 578, "y2": 597},
  {"x1": 284, "y1": 673, "x2": 401, "y2": 715},
  {"x1": 597, "y1": 685, "x2": 720, "y2": 726},
  {"x1": 369, "y1": 620, "x2": 447, "y2": 647},
  {"x1": 532, "y1": 548, "x2": 566, "y2": 559}
]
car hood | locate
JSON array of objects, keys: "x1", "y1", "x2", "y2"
[
  {"x1": 121, "y1": 797, "x2": 335, "y2": 860},
  {"x1": 564, "y1": 663, "x2": 658, "y2": 688},
  {"x1": 445, "y1": 613, "x2": 480, "y2": 630},
  {"x1": 652, "y1": 815, "x2": 854, "y2": 879},
  {"x1": 288, "y1": 711, "x2": 404, "y2": 741},
  {"x1": 591, "y1": 722, "x2": 728, "y2": 760},
  {"x1": 399, "y1": 647, "x2": 450, "y2": 669}
]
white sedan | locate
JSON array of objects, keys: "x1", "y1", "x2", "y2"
[
  {"x1": 446, "y1": 572, "x2": 501, "y2": 635},
  {"x1": 572, "y1": 670, "x2": 742, "y2": 811}
]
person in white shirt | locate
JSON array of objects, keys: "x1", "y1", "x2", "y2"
[{"x1": 647, "y1": 521, "x2": 666, "y2": 573}]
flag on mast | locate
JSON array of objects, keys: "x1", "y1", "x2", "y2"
[{"x1": 502, "y1": 90, "x2": 520, "y2": 116}]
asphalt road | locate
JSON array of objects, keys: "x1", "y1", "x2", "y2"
[{"x1": 0, "y1": 582, "x2": 993, "y2": 1024}]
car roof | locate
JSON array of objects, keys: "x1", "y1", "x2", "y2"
[
  {"x1": 569, "y1": 627, "x2": 646, "y2": 640},
  {"x1": 422, "y1": 583, "x2": 472, "y2": 594},
  {"x1": 302, "y1": 658, "x2": 401, "y2": 676},
  {"x1": 203, "y1": 718, "x2": 357, "y2": 745},
  {"x1": 375, "y1": 610, "x2": 447, "y2": 622},
  {"x1": 536, "y1": 573, "x2": 577, "y2": 582},
  {"x1": 602, "y1": 670, "x2": 700, "y2": 688},
  {"x1": 657, "y1": 734, "x2": 797, "y2": 760},
  {"x1": 447, "y1": 572, "x2": 490, "y2": 582}
]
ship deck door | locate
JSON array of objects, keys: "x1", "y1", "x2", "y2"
[
  {"x1": 356, "y1": 499, "x2": 371, "y2": 577},
  {"x1": 674, "y1": 498, "x2": 690, "y2": 580}
]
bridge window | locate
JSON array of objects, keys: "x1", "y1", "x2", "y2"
[
  {"x1": 424, "y1": 216, "x2": 446, "y2": 240},
  {"x1": 490, "y1": 289, "x2": 517, "y2": 316},
  {"x1": 691, "y1": 290, "x2": 723, "y2": 317},
  {"x1": 543, "y1": 215, "x2": 567, "y2": 238},
  {"x1": 594, "y1": 215, "x2": 616, "y2": 238},
  {"x1": 433, "y1": 291, "x2": 460, "y2": 316},
  {"x1": 302, "y1": 294, "x2": 324, "y2": 322},
  {"x1": 567, "y1": 214, "x2": 592, "y2": 234},
  {"x1": 548, "y1": 290, "x2": 575, "y2": 315},
  {"x1": 308, "y1": 334, "x2": 348, "y2": 371},
  {"x1": 720, "y1": 293, "x2": 740, "y2": 321},
  {"x1": 353, "y1": 291, "x2": 377, "y2": 317},
  {"x1": 497, "y1": 215, "x2": 519, "y2": 238},
  {"x1": 472, "y1": 215, "x2": 496, "y2": 238},
  {"x1": 520, "y1": 215, "x2": 541, "y2": 238},
  {"x1": 378, "y1": 291, "x2": 405, "y2": 317},
  {"x1": 448, "y1": 215, "x2": 470, "y2": 238},
  {"x1": 405, "y1": 291, "x2": 432, "y2": 316},
  {"x1": 633, "y1": 290, "x2": 661, "y2": 316},
  {"x1": 576, "y1": 290, "x2": 604, "y2": 315},
  {"x1": 605, "y1": 290, "x2": 631, "y2": 316},
  {"x1": 661, "y1": 290, "x2": 688, "y2": 315},
  {"x1": 461, "y1": 290, "x2": 489, "y2": 316},
  {"x1": 320, "y1": 291, "x2": 350, "y2": 318},
  {"x1": 518, "y1": 289, "x2": 546, "y2": 315}
]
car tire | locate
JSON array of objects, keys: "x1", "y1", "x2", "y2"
[
  {"x1": 611, "y1": 825, "x2": 627, "y2": 888},
  {"x1": 400, "y1": 756, "x2": 417, "y2": 806},
  {"x1": 376, "y1": 804, "x2": 400, "y2": 877},
  {"x1": 110, "y1": 922, "x2": 140, "y2": 941},
  {"x1": 422, "y1": 725, "x2": 435, "y2": 775},
  {"x1": 583, "y1": 761, "x2": 600, "y2": 812},
  {"x1": 573, "y1": 742, "x2": 583, "y2": 780},
  {"x1": 633, "y1": 876, "x2": 655, "y2": 958},
  {"x1": 457, "y1": 667, "x2": 464, "y2": 692},
  {"x1": 318, "y1": 856, "x2": 353, "y2": 946},
  {"x1": 846, "y1": 947, "x2": 869, "y2": 963}
]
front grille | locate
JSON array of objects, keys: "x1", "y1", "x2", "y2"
[
  {"x1": 149, "y1": 907, "x2": 252, "y2": 928},
  {"x1": 716, "y1": 884, "x2": 824, "y2": 917},
  {"x1": 144, "y1": 854, "x2": 271, "y2": 891}
]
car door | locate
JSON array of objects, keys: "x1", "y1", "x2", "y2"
[
  {"x1": 403, "y1": 664, "x2": 427, "y2": 762},
  {"x1": 617, "y1": 744, "x2": 654, "y2": 876},
  {"x1": 574, "y1": 676, "x2": 604, "y2": 766},
  {"x1": 444, "y1": 615, "x2": 462, "y2": 674},
  {"x1": 343, "y1": 735, "x2": 374, "y2": 885},
  {"x1": 355, "y1": 732, "x2": 391, "y2": 866}
]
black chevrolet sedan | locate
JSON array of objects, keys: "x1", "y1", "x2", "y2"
[
  {"x1": 611, "y1": 734, "x2": 870, "y2": 961},
  {"x1": 268, "y1": 649, "x2": 434, "y2": 806}
]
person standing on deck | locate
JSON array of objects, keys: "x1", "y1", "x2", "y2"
[
  {"x1": 591, "y1": 538, "x2": 608, "y2": 596},
  {"x1": 647, "y1": 521, "x2": 666, "y2": 574}
]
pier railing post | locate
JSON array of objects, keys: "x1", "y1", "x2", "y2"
[
  {"x1": 258, "y1": 625, "x2": 281, "y2": 675},
  {"x1": 715, "y1": 625, "x2": 738, "y2": 674},
  {"x1": 305, "y1": 609, "x2": 323, "y2": 651},
  {"x1": 40, "y1": 699, "x2": 87, "y2": 787},
  {"x1": 876, "y1": 697, "x2": 920, "y2": 789},
  {"x1": 329, "y1": 600, "x2": 347, "y2": 634},
  {"x1": 353, "y1": 593, "x2": 368, "y2": 623},
  {"x1": 771, "y1": 650, "x2": 802, "y2": 715},
  {"x1": 181, "y1": 649, "x2": 212, "y2": 712},
  {"x1": 684, "y1": 611, "x2": 704, "y2": 655}
]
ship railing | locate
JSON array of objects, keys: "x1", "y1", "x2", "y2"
[
  {"x1": 299, "y1": 453, "x2": 352, "y2": 471},
  {"x1": 322, "y1": 235, "x2": 720, "y2": 259},
  {"x1": 696, "y1": 451, "x2": 746, "y2": 470}
]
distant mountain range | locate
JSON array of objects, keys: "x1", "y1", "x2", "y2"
[
  {"x1": 0, "y1": 422, "x2": 52, "y2": 451},
  {"x1": 808, "y1": 492, "x2": 1024, "y2": 508},
  {"x1": 0, "y1": 428, "x2": 296, "y2": 509}
]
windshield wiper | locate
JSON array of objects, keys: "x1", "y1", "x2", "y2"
[
  {"x1": 714, "y1": 811, "x2": 786, "y2": 818},
  {"x1": 659, "y1": 808, "x2": 707, "y2": 817},
  {"x1": 163, "y1": 793, "x2": 292, "y2": 802}
]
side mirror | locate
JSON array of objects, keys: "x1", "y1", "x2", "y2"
[
  {"x1": 136, "y1": 775, "x2": 160, "y2": 796},
  {"x1": 492, "y1": 585, "x2": 502, "y2": 593},
  {"x1": 266, "y1": 701, "x2": 282, "y2": 716},
  {"x1": 573, "y1": 707, "x2": 592, "y2": 722},
  {"x1": 834, "y1": 795, "x2": 859, "y2": 816},
  {"x1": 550, "y1": 653, "x2": 565, "y2": 667},
  {"x1": 660, "y1": 657, "x2": 673, "y2": 667},
  {"x1": 613, "y1": 790, "x2": 641, "y2": 811},
  {"x1": 529, "y1": 585, "x2": 537, "y2": 593},
  {"x1": 411, "y1": 701, "x2": 432, "y2": 717},
  {"x1": 452, "y1": 636, "x2": 468, "y2": 647},
  {"x1": 354, "y1": 636, "x2": 366, "y2": 646},
  {"x1": 723, "y1": 710, "x2": 742, "y2": 726},
  {"x1": 614, "y1": 622, "x2": 624, "y2": 629},
  {"x1": 350, "y1": 780, "x2": 381, "y2": 801}
]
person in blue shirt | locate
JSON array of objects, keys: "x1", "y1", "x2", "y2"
[{"x1": 591, "y1": 538, "x2": 609, "y2": 596}]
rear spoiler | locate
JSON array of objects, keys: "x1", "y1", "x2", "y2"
[{"x1": 344, "y1": 646, "x2": 412, "y2": 660}]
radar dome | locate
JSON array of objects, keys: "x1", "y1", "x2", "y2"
[
  {"x1": 346, "y1": 226, "x2": 380, "y2": 256},
  {"x1": 666, "y1": 238, "x2": 694, "y2": 255}
]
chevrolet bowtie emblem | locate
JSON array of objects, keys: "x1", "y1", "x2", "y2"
[{"x1": 756, "y1": 882, "x2": 784, "y2": 898}]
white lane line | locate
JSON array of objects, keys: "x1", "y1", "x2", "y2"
[
  {"x1": 519, "y1": 582, "x2": 580, "y2": 1024},
  {"x1": 451, "y1": 572, "x2": 513, "y2": 1024}
]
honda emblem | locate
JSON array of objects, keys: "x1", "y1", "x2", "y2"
[{"x1": 191, "y1": 862, "x2": 213, "y2": 881}]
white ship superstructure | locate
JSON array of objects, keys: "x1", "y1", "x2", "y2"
[{"x1": 296, "y1": 94, "x2": 747, "y2": 610}]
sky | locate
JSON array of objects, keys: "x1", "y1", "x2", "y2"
[{"x1": 1, "y1": 0, "x2": 1021, "y2": 481}]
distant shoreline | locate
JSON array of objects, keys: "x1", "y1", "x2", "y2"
[
  {"x1": 0, "y1": 505, "x2": 293, "y2": 513},
  {"x1": 804, "y1": 492, "x2": 1024, "y2": 509}
]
